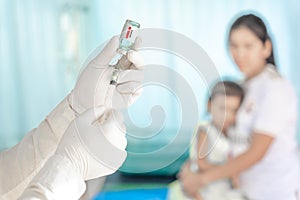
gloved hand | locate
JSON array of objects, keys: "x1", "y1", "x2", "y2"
[
  {"x1": 56, "y1": 106, "x2": 127, "y2": 180},
  {"x1": 69, "y1": 36, "x2": 144, "y2": 114},
  {"x1": 19, "y1": 106, "x2": 127, "y2": 200}
]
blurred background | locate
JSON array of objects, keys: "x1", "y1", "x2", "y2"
[{"x1": 1, "y1": 0, "x2": 300, "y2": 178}]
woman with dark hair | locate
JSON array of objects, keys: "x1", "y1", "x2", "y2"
[{"x1": 179, "y1": 13, "x2": 300, "y2": 200}]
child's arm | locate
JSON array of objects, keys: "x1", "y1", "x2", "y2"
[
  {"x1": 196, "y1": 129, "x2": 218, "y2": 171},
  {"x1": 203, "y1": 133, "x2": 274, "y2": 182},
  {"x1": 228, "y1": 154, "x2": 240, "y2": 188},
  {"x1": 197, "y1": 129, "x2": 241, "y2": 187}
]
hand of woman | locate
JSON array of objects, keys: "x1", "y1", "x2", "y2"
[{"x1": 178, "y1": 161, "x2": 208, "y2": 198}]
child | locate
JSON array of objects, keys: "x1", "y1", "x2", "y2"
[{"x1": 168, "y1": 80, "x2": 246, "y2": 200}]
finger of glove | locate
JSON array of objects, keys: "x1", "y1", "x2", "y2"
[
  {"x1": 116, "y1": 55, "x2": 131, "y2": 70},
  {"x1": 75, "y1": 118, "x2": 128, "y2": 174},
  {"x1": 110, "y1": 109, "x2": 125, "y2": 124},
  {"x1": 103, "y1": 84, "x2": 116, "y2": 109},
  {"x1": 85, "y1": 152, "x2": 127, "y2": 180},
  {"x1": 111, "y1": 92, "x2": 126, "y2": 110},
  {"x1": 127, "y1": 51, "x2": 144, "y2": 69},
  {"x1": 99, "y1": 110, "x2": 127, "y2": 149},
  {"x1": 117, "y1": 81, "x2": 142, "y2": 94},
  {"x1": 132, "y1": 36, "x2": 142, "y2": 50},
  {"x1": 118, "y1": 87, "x2": 143, "y2": 107},
  {"x1": 111, "y1": 84, "x2": 143, "y2": 109},
  {"x1": 118, "y1": 69, "x2": 144, "y2": 83},
  {"x1": 116, "y1": 49, "x2": 144, "y2": 70},
  {"x1": 91, "y1": 36, "x2": 119, "y2": 66},
  {"x1": 101, "y1": 109, "x2": 125, "y2": 132},
  {"x1": 79, "y1": 106, "x2": 106, "y2": 124},
  {"x1": 97, "y1": 108, "x2": 124, "y2": 124}
]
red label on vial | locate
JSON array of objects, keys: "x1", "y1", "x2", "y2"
[{"x1": 125, "y1": 26, "x2": 132, "y2": 38}]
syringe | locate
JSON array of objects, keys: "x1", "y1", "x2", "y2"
[{"x1": 104, "y1": 20, "x2": 140, "y2": 109}]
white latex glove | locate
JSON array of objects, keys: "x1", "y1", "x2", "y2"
[
  {"x1": 55, "y1": 106, "x2": 127, "y2": 180},
  {"x1": 19, "y1": 106, "x2": 127, "y2": 200},
  {"x1": 69, "y1": 36, "x2": 144, "y2": 114}
]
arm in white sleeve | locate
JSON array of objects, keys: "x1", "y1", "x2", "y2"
[
  {"x1": 19, "y1": 106, "x2": 127, "y2": 200},
  {"x1": 18, "y1": 155, "x2": 86, "y2": 200},
  {"x1": 0, "y1": 96, "x2": 76, "y2": 199}
]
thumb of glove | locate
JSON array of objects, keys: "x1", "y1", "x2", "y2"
[{"x1": 78, "y1": 105, "x2": 106, "y2": 124}]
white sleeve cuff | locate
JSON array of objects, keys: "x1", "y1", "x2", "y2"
[{"x1": 19, "y1": 155, "x2": 86, "y2": 200}]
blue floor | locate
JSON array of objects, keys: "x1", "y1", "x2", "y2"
[
  {"x1": 92, "y1": 172, "x2": 173, "y2": 200},
  {"x1": 94, "y1": 188, "x2": 168, "y2": 200}
]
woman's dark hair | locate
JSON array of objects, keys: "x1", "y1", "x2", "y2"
[
  {"x1": 209, "y1": 80, "x2": 244, "y2": 104},
  {"x1": 229, "y1": 14, "x2": 276, "y2": 66}
]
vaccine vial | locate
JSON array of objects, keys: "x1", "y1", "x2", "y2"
[
  {"x1": 110, "y1": 19, "x2": 140, "y2": 85},
  {"x1": 117, "y1": 19, "x2": 140, "y2": 55}
]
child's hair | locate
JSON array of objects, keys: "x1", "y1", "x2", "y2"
[{"x1": 209, "y1": 81, "x2": 244, "y2": 103}]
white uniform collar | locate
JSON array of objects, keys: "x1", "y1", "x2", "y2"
[{"x1": 243, "y1": 63, "x2": 277, "y2": 89}]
